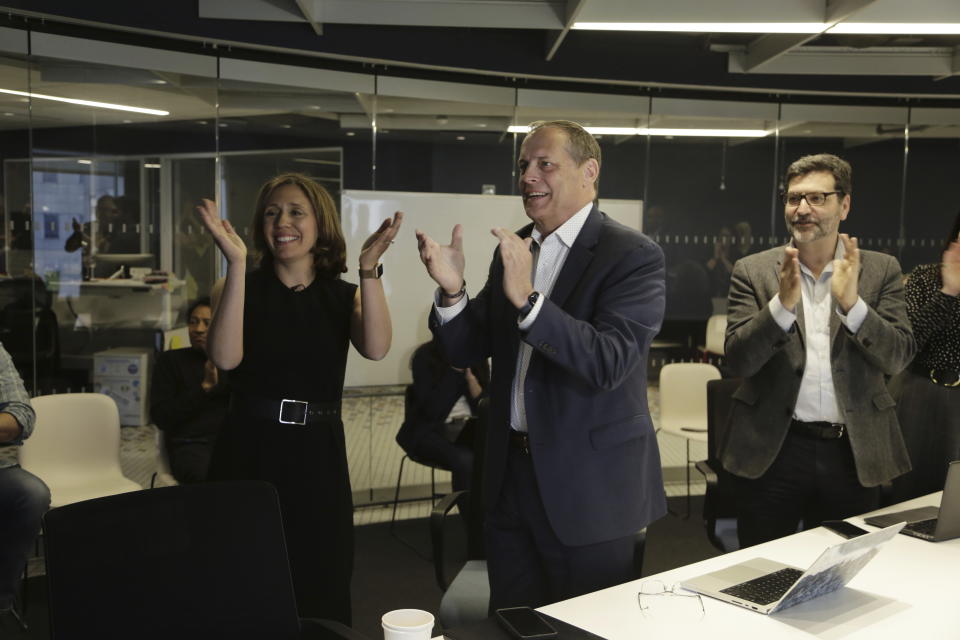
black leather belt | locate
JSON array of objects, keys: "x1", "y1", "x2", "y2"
[
  {"x1": 910, "y1": 362, "x2": 960, "y2": 388},
  {"x1": 230, "y1": 395, "x2": 340, "y2": 425},
  {"x1": 790, "y1": 420, "x2": 845, "y2": 440},
  {"x1": 508, "y1": 430, "x2": 531, "y2": 454}
]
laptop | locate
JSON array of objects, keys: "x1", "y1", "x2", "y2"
[
  {"x1": 864, "y1": 459, "x2": 960, "y2": 542},
  {"x1": 680, "y1": 523, "x2": 904, "y2": 615}
]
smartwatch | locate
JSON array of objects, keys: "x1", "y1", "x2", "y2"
[
  {"x1": 358, "y1": 263, "x2": 383, "y2": 279},
  {"x1": 519, "y1": 291, "x2": 540, "y2": 320}
]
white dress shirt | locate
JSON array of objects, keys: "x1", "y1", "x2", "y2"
[
  {"x1": 435, "y1": 202, "x2": 594, "y2": 432},
  {"x1": 768, "y1": 240, "x2": 867, "y2": 423}
]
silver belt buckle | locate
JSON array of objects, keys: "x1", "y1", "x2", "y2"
[
  {"x1": 832, "y1": 423, "x2": 845, "y2": 439},
  {"x1": 279, "y1": 399, "x2": 308, "y2": 425}
]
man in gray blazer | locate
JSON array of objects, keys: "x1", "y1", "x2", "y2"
[{"x1": 722, "y1": 153, "x2": 914, "y2": 548}]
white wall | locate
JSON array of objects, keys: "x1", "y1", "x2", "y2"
[{"x1": 341, "y1": 190, "x2": 642, "y2": 387}]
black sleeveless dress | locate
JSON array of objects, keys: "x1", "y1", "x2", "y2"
[{"x1": 208, "y1": 267, "x2": 357, "y2": 624}]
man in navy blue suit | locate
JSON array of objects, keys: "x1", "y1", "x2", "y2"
[{"x1": 416, "y1": 120, "x2": 667, "y2": 609}]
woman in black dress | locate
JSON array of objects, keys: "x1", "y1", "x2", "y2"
[
  {"x1": 890, "y1": 210, "x2": 960, "y2": 502},
  {"x1": 197, "y1": 174, "x2": 401, "y2": 624}
]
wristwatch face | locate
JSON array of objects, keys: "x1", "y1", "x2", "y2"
[{"x1": 359, "y1": 263, "x2": 383, "y2": 279}]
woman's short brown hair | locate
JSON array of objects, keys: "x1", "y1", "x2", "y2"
[{"x1": 251, "y1": 173, "x2": 347, "y2": 278}]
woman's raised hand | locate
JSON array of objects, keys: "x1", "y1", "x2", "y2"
[
  {"x1": 196, "y1": 198, "x2": 247, "y2": 265},
  {"x1": 359, "y1": 211, "x2": 404, "y2": 270}
]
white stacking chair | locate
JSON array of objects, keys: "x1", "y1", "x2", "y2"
[
  {"x1": 657, "y1": 363, "x2": 722, "y2": 517},
  {"x1": 20, "y1": 393, "x2": 142, "y2": 508}
]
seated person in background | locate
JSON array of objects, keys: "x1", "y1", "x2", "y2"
[
  {"x1": 396, "y1": 340, "x2": 489, "y2": 496},
  {"x1": 0, "y1": 340, "x2": 51, "y2": 616},
  {"x1": 150, "y1": 298, "x2": 228, "y2": 483}
]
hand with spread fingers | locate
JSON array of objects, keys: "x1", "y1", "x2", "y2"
[
  {"x1": 941, "y1": 237, "x2": 960, "y2": 297},
  {"x1": 360, "y1": 211, "x2": 404, "y2": 271},
  {"x1": 778, "y1": 246, "x2": 802, "y2": 312},
  {"x1": 491, "y1": 227, "x2": 535, "y2": 309},
  {"x1": 416, "y1": 224, "x2": 466, "y2": 299},
  {"x1": 196, "y1": 198, "x2": 247, "y2": 265},
  {"x1": 832, "y1": 233, "x2": 860, "y2": 313}
]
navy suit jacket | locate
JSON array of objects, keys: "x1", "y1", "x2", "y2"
[{"x1": 431, "y1": 207, "x2": 667, "y2": 547}]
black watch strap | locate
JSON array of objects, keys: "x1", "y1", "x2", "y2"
[{"x1": 519, "y1": 291, "x2": 540, "y2": 319}]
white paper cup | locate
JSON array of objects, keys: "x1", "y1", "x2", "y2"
[{"x1": 381, "y1": 608, "x2": 435, "y2": 640}]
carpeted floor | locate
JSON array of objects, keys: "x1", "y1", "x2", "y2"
[{"x1": 2, "y1": 495, "x2": 720, "y2": 639}]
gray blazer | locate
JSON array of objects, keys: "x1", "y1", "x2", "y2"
[{"x1": 720, "y1": 246, "x2": 915, "y2": 487}]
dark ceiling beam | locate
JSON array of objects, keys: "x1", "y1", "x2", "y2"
[
  {"x1": 741, "y1": 0, "x2": 879, "y2": 73},
  {"x1": 545, "y1": 0, "x2": 587, "y2": 62}
]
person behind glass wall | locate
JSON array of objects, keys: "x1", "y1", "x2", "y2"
[
  {"x1": 416, "y1": 120, "x2": 667, "y2": 610},
  {"x1": 0, "y1": 341, "x2": 51, "y2": 619},
  {"x1": 889, "y1": 210, "x2": 960, "y2": 502},
  {"x1": 197, "y1": 173, "x2": 402, "y2": 624},
  {"x1": 396, "y1": 339, "x2": 489, "y2": 498},
  {"x1": 722, "y1": 154, "x2": 915, "y2": 548},
  {"x1": 149, "y1": 297, "x2": 228, "y2": 484}
]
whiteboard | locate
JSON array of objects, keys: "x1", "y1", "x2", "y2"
[{"x1": 341, "y1": 190, "x2": 643, "y2": 387}]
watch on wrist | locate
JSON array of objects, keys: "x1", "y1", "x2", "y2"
[
  {"x1": 519, "y1": 290, "x2": 540, "y2": 319},
  {"x1": 359, "y1": 263, "x2": 383, "y2": 279}
]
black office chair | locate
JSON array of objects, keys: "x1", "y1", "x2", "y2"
[
  {"x1": 390, "y1": 384, "x2": 453, "y2": 535},
  {"x1": 694, "y1": 377, "x2": 743, "y2": 553},
  {"x1": 42, "y1": 482, "x2": 368, "y2": 640}
]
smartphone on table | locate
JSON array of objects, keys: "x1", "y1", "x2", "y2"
[
  {"x1": 821, "y1": 519, "x2": 868, "y2": 539},
  {"x1": 495, "y1": 606, "x2": 558, "y2": 639}
]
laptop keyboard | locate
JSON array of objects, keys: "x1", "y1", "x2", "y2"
[
  {"x1": 904, "y1": 518, "x2": 938, "y2": 538},
  {"x1": 719, "y1": 567, "x2": 804, "y2": 605}
]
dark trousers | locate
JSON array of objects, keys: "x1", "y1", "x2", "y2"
[
  {"x1": 166, "y1": 440, "x2": 214, "y2": 485},
  {"x1": 486, "y1": 445, "x2": 635, "y2": 611},
  {"x1": 735, "y1": 430, "x2": 879, "y2": 548}
]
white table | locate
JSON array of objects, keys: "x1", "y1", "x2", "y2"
[{"x1": 536, "y1": 493, "x2": 959, "y2": 639}]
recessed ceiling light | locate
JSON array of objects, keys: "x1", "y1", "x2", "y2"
[
  {"x1": 0, "y1": 87, "x2": 169, "y2": 115},
  {"x1": 2, "y1": 112, "x2": 13, "y2": 116},
  {"x1": 456, "y1": 135, "x2": 466, "y2": 141},
  {"x1": 218, "y1": 123, "x2": 228, "y2": 127},
  {"x1": 572, "y1": 22, "x2": 827, "y2": 33},
  {"x1": 476, "y1": 123, "x2": 488, "y2": 128},
  {"x1": 197, "y1": 120, "x2": 208, "y2": 125},
  {"x1": 122, "y1": 119, "x2": 132, "y2": 124},
  {"x1": 77, "y1": 159, "x2": 92, "y2": 165},
  {"x1": 346, "y1": 131, "x2": 356, "y2": 136},
  {"x1": 149, "y1": 79, "x2": 168, "y2": 85},
  {"x1": 280, "y1": 124, "x2": 292, "y2": 129},
  {"x1": 143, "y1": 163, "x2": 162, "y2": 169}
]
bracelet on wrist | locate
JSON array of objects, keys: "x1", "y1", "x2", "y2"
[{"x1": 440, "y1": 280, "x2": 466, "y2": 300}]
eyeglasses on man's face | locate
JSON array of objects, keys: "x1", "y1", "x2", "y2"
[{"x1": 781, "y1": 191, "x2": 843, "y2": 207}]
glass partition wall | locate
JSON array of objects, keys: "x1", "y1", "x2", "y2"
[{"x1": 3, "y1": 24, "x2": 959, "y2": 504}]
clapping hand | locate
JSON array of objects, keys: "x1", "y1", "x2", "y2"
[
  {"x1": 196, "y1": 199, "x2": 247, "y2": 266},
  {"x1": 491, "y1": 228, "x2": 534, "y2": 309},
  {"x1": 941, "y1": 235, "x2": 960, "y2": 297},
  {"x1": 778, "y1": 246, "x2": 801, "y2": 312},
  {"x1": 359, "y1": 212, "x2": 404, "y2": 271},
  {"x1": 832, "y1": 233, "x2": 860, "y2": 313},
  {"x1": 416, "y1": 225, "x2": 466, "y2": 299}
]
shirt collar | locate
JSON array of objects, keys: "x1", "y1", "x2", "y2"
[
  {"x1": 789, "y1": 237, "x2": 845, "y2": 277},
  {"x1": 531, "y1": 202, "x2": 593, "y2": 248}
]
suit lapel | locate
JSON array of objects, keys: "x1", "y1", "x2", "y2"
[{"x1": 548, "y1": 206, "x2": 601, "y2": 309}]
